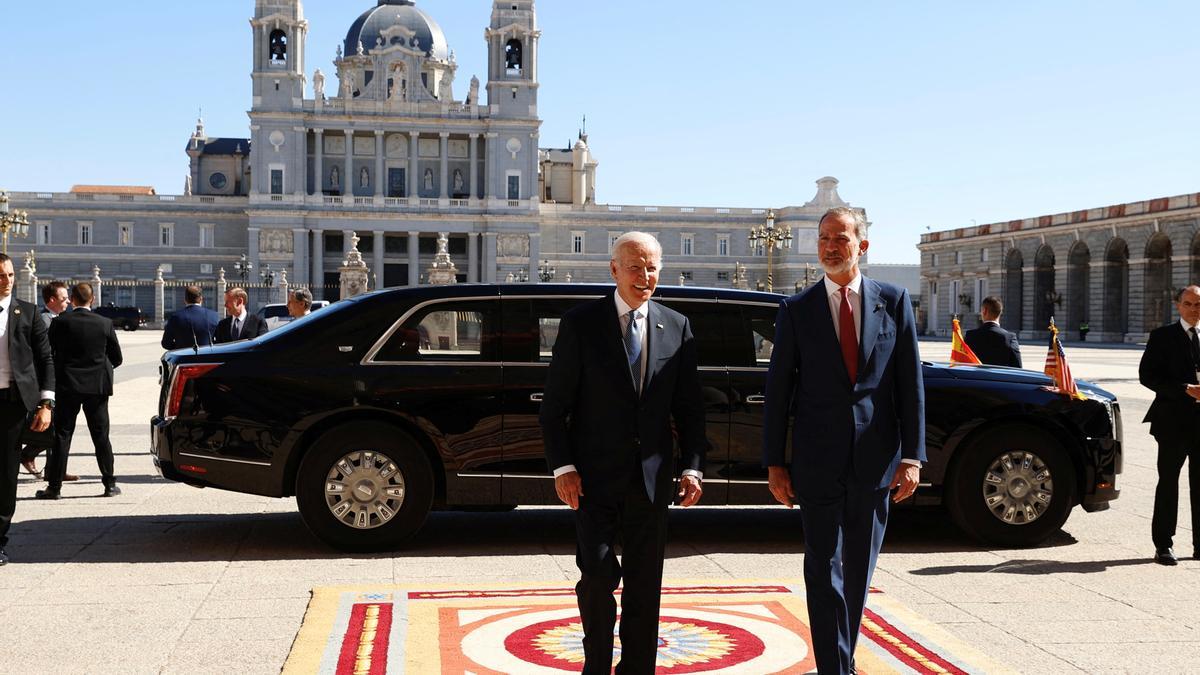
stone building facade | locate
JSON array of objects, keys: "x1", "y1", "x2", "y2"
[
  {"x1": 917, "y1": 191, "x2": 1200, "y2": 342},
  {"x1": 6, "y1": 0, "x2": 872, "y2": 312}
]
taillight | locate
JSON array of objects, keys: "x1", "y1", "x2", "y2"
[{"x1": 166, "y1": 363, "x2": 221, "y2": 418}]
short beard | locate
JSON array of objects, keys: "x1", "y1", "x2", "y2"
[{"x1": 820, "y1": 258, "x2": 855, "y2": 276}]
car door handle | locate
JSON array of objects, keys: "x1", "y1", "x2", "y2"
[
  {"x1": 530, "y1": 393, "x2": 544, "y2": 402},
  {"x1": 745, "y1": 394, "x2": 765, "y2": 405}
]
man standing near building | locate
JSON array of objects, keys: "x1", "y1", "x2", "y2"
[
  {"x1": 214, "y1": 288, "x2": 267, "y2": 343},
  {"x1": 286, "y1": 288, "x2": 313, "y2": 319},
  {"x1": 763, "y1": 207, "x2": 925, "y2": 675},
  {"x1": 19, "y1": 281, "x2": 72, "y2": 481},
  {"x1": 964, "y1": 296, "x2": 1023, "y2": 367},
  {"x1": 37, "y1": 282, "x2": 123, "y2": 499},
  {"x1": 540, "y1": 232, "x2": 707, "y2": 674},
  {"x1": 1139, "y1": 285, "x2": 1200, "y2": 566},
  {"x1": 0, "y1": 254, "x2": 55, "y2": 564},
  {"x1": 161, "y1": 285, "x2": 219, "y2": 350}
]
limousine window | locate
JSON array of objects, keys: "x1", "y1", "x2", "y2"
[
  {"x1": 500, "y1": 298, "x2": 580, "y2": 363},
  {"x1": 374, "y1": 301, "x2": 498, "y2": 361},
  {"x1": 658, "y1": 300, "x2": 742, "y2": 368}
]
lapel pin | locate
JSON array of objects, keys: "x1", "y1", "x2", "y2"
[
  {"x1": 656, "y1": 323, "x2": 664, "y2": 329},
  {"x1": 874, "y1": 303, "x2": 883, "y2": 311},
  {"x1": 12, "y1": 308, "x2": 20, "y2": 316}
]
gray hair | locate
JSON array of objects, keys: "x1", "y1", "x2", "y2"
[
  {"x1": 610, "y1": 232, "x2": 663, "y2": 262},
  {"x1": 290, "y1": 287, "x2": 313, "y2": 310},
  {"x1": 819, "y1": 207, "x2": 868, "y2": 240}
]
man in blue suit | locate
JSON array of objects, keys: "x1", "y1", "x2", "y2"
[
  {"x1": 161, "y1": 286, "x2": 218, "y2": 351},
  {"x1": 763, "y1": 207, "x2": 925, "y2": 675}
]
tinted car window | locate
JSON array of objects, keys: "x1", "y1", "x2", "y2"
[
  {"x1": 375, "y1": 300, "x2": 499, "y2": 362},
  {"x1": 501, "y1": 298, "x2": 585, "y2": 363},
  {"x1": 657, "y1": 299, "x2": 741, "y2": 368},
  {"x1": 723, "y1": 303, "x2": 779, "y2": 368}
]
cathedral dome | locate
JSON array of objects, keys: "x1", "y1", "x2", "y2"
[{"x1": 345, "y1": 1, "x2": 450, "y2": 60}]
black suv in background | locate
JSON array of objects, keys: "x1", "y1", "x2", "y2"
[
  {"x1": 151, "y1": 284, "x2": 1122, "y2": 551},
  {"x1": 94, "y1": 304, "x2": 146, "y2": 331}
]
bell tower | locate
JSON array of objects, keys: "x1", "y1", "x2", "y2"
[
  {"x1": 251, "y1": 0, "x2": 308, "y2": 111},
  {"x1": 485, "y1": 0, "x2": 539, "y2": 116}
]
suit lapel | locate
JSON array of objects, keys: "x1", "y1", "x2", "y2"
[
  {"x1": 6, "y1": 299, "x2": 18, "y2": 356},
  {"x1": 808, "y1": 285, "x2": 852, "y2": 386},
  {"x1": 642, "y1": 301, "x2": 666, "y2": 396},
  {"x1": 860, "y1": 278, "x2": 883, "y2": 370}
]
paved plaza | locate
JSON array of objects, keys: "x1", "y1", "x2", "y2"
[{"x1": 0, "y1": 331, "x2": 1194, "y2": 673}]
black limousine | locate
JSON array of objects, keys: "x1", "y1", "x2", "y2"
[{"x1": 151, "y1": 284, "x2": 1121, "y2": 551}]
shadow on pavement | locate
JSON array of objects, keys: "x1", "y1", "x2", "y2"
[
  {"x1": 7, "y1": 504, "x2": 1083, "y2": 563},
  {"x1": 910, "y1": 557, "x2": 1153, "y2": 575}
]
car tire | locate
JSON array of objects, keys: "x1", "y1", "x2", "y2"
[
  {"x1": 296, "y1": 422, "x2": 434, "y2": 552},
  {"x1": 945, "y1": 424, "x2": 1076, "y2": 547}
]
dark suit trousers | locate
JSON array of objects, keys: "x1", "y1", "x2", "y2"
[
  {"x1": 574, "y1": 473, "x2": 669, "y2": 675},
  {"x1": 799, "y1": 483, "x2": 891, "y2": 675},
  {"x1": 47, "y1": 393, "x2": 115, "y2": 488},
  {"x1": 1152, "y1": 436, "x2": 1200, "y2": 551},
  {"x1": 0, "y1": 400, "x2": 30, "y2": 548}
]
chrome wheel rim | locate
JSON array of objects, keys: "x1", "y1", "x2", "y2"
[
  {"x1": 323, "y1": 450, "x2": 406, "y2": 530},
  {"x1": 981, "y1": 451, "x2": 1053, "y2": 525}
]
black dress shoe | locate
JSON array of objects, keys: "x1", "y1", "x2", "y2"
[
  {"x1": 1155, "y1": 548, "x2": 1178, "y2": 565},
  {"x1": 0, "y1": 549, "x2": 8, "y2": 565},
  {"x1": 34, "y1": 488, "x2": 61, "y2": 500},
  {"x1": 101, "y1": 485, "x2": 121, "y2": 498}
]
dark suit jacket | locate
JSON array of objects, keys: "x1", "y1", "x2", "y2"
[
  {"x1": 162, "y1": 304, "x2": 219, "y2": 350},
  {"x1": 539, "y1": 293, "x2": 707, "y2": 505},
  {"x1": 214, "y1": 312, "x2": 268, "y2": 343},
  {"x1": 763, "y1": 277, "x2": 926, "y2": 495},
  {"x1": 7, "y1": 298, "x2": 54, "y2": 410},
  {"x1": 964, "y1": 321, "x2": 1022, "y2": 367},
  {"x1": 1139, "y1": 322, "x2": 1200, "y2": 442},
  {"x1": 48, "y1": 307, "x2": 122, "y2": 396}
]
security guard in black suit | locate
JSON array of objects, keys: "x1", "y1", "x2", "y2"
[{"x1": 964, "y1": 296, "x2": 1023, "y2": 367}]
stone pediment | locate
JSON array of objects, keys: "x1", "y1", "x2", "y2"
[{"x1": 486, "y1": 23, "x2": 537, "y2": 40}]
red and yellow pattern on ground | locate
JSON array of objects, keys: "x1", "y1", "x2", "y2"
[{"x1": 283, "y1": 580, "x2": 1013, "y2": 674}]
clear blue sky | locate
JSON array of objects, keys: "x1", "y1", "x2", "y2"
[{"x1": 1, "y1": 1, "x2": 1196, "y2": 264}]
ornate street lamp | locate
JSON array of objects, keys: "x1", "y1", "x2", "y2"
[
  {"x1": 537, "y1": 259, "x2": 556, "y2": 282},
  {"x1": 233, "y1": 254, "x2": 253, "y2": 284},
  {"x1": 0, "y1": 192, "x2": 31, "y2": 255},
  {"x1": 747, "y1": 209, "x2": 791, "y2": 292},
  {"x1": 260, "y1": 263, "x2": 275, "y2": 286}
]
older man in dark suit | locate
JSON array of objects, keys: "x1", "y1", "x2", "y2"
[
  {"x1": 214, "y1": 287, "x2": 268, "y2": 343},
  {"x1": 36, "y1": 282, "x2": 123, "y2": 499},
  {"x1": 0, "y1": 254, "x2": 55, "y2": 565},
  {"x1": 964, "y1": 296, "x2": 1023, "y2": 367},
  {"x1": 161, "y1": 285, "x2": 219, "y2": 350},
  {"x1": 540, "y1": 232, "x2": 708, "y2": 674},
  {"x1": 764, "y1": 207, "x2": 925, "y2": 675}
]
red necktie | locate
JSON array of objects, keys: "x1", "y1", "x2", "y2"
[{"x1": 839, "y1": 286, "x2": 858, "y2": 383}]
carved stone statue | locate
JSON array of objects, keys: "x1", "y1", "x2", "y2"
[
  {"x1": 313, "y1": 68, "x2": 325, "y2": 99},
  {"x1": 340, "y1": 71, "x2": 355, "y2": 99},
  {"x1": 330, "y1": 165, "x2": 340, "y2": 189},
  {"x1": 453, "y1": 169, "x2": 464, "y2": 192},
  {"x1": 423, "y1": 168, "x2": 434, "y2": 192},
  {"x1": 356, "y1": 40, "x2": 364, "y2": 56},
  {"x1": 360, "y1": 167, "x2": 370, "y2": 188},
  {"x1": 440, "y1": 71, "x2": 454, "y2": 101},
  {"x1": 467, "y1": 75, "x2": 480, "y2": 105},
  {"x1": 184, "y1": 175, "x2": 192, "y2": 197}
]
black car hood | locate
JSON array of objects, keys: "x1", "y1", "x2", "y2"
[{"x1": 924, "y1": 362, "x2": 1115, "y2": 399}]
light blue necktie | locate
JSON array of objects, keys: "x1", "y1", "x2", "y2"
[{"x1": 625, "y1": 309, "x2": 643, "y2": 392}]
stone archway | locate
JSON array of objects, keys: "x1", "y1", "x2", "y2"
[
  {"x1": 1104, "y1": 238, "x2": 1129, "y2": 336},
  {"x1": 1004, "y1": 248, "x2": 1023, "y2": 332},
  {"x1": 1145, "y1": 233, "x2": 1173, "y2": 329},
  {"x1": 1067, "y1": 241, "x2": 1090, "y2": 333},
  {"x1": 1033, "y1": 245, "x2": 1057, "y2": 330}
]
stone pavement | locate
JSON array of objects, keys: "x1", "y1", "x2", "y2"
[{"x1": 0, "y1": 331, "x2": 1195, "y2": 673}]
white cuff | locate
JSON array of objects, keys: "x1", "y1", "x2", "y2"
[
  {"x1": 552, "y1": 464, "x2": 577, "y2": 478},
  {"x1": 39, "y1": 391, "x2": 54, "y2": 401},
  {"x1": 681, "y1": 469, "x2": 703, "y2": 481},
  {"x1": 900, "y1": 459, "x2": 922, "y2": 468}
]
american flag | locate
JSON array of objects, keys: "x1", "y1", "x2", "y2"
[{"x1": 1043, "y1": 318, "x2": 1086, "y2": 400}]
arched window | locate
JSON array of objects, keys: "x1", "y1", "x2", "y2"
[
  {"x1": 1144, "y1": 234, "x2": 1173, "y2": 328},
  {"x1": 1104, "y1": 238, "x2": 1129, "y2": 335},
  {"x1": 269, "y1": 29, "x2": 288, "y2": 63},
  {"x1": 1004, "y1": 248, "x2": 1024, "y2": 332},
  {"x1": 505, "y1": 39, "x2": 523, "y2": 73}
]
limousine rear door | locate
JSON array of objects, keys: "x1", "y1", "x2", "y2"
[{"x1": 724, "y1": 301, "x2": 781, "y2": 504}]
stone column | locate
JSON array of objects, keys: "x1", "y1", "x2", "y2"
[
  {"x1": 91, "y1": 265, "x2": 103, "y2": 307},
  {"x1": 439, "y1": 132, "x2": 450, "y2": 203},
  {"x1": 408, "y1": 231, "x2": 420, "y2": 285},
  {"x1": 408, "y1": 132, "x2": 420, "y2": 205},
  {"x1": 294, "y1": 126, "x2": 307, "y2": 196},
  {"x1": 292, "y1": 227, "x2": 308, "y2": 286},
  {"x1": 373, "y1": 230, "x2": 385, "y2": 290},
  {"x1": 483, "y1": 133, "x2": 497, "y2": 203},
  {"x1": 248, "y1": 227, "x2": 261, "y2": 271},
  {"x1": 343, "y1": 129, "x2": 353, "y2": 198},
  {"x1": 469, "y1": 133, "x2": 480, "y2": 203},
  {"x1": 313, "y1": 129, "x2": 324, "y2": 196},
  {"x1": 483, "y1": 232, "x2": 498, "y2": 283},
  {"x1": 17, "y1": 254, "x2": 35, "y2": 304},
  {"x1": 216, "y1": 268, "x2": 228, "y2": 319},
  {"x1": 468, "y1": 232, "x2": 479, "y2": 283},
  {"x1": 311, "y1": 228, "x2": 324, "y2": 298},
  {"x1": 528, "y1": 231, "x2": 540, "y2": 282},
  {"x1": 153, "y1": 266, "x2": 166, "y2": 327},
  {"x1": 374, "y1": 130, "x2": 385, "y2": 198}
]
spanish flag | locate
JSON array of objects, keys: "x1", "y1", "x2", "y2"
[
  {"x1": 1043, "y1": 318, "x2": 1086, "y2": 400},
  {"x1": 950, "y1": 317, "x2": 982, "y2": 364}
]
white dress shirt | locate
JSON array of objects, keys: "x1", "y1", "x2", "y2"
[
  {"x1": 553, "y1": 294, "x2": 703, "y2": 481},
  {"x1": 822, "y1": 274, "x2": 919, "y2": 468}
]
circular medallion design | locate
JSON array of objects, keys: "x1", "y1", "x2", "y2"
[
  {"x1": 505, "y1": 616, "x2": 762, "y2": 672},
  {"x1": 209, "y1": 172, "x2": 227, "y2": 189}
]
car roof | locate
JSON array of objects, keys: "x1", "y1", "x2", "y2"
[{"x1": 344, "y1": 283, "x2": 787, "y2": 306}]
